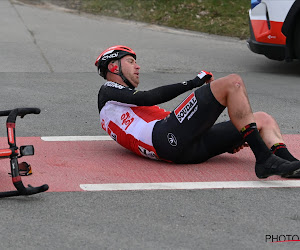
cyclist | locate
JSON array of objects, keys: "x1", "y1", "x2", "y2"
[{"x1": 96, "y1": 45, "x2": 300, "y2": 179}]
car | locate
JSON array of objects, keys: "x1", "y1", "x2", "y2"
[{"x1": 247, "y1": 0, "x2": 300, "y2": 61}]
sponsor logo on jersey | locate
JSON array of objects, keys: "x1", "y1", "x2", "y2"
[
  {"x1": 110, "y1": 131, "x2": 117, "y2": 141},
  {"x1": 174, "y1": 92, "x2": 198, "y2": 123},
  {"x1": 138, "y1": 146, "x2": 158, "y2": 160},
  {"x1": 105, "y1": 81, "x2": 125, "y2": 89},
  {"x1": 121, "y1": 112, "x2": 134, "y2": 130},
  {"x1": 187, "y1": 105, "x2": 198, "y2": 121},
  {"x1": 167, "y1": 133, "x2": 177, "y2": 146},
  {"x1": 107, "y1": 126, "x2": 117, "y2": 141}
]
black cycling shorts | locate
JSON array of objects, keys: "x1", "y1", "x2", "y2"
[{"x1": 152, "y1": 83, "x2": 244, "y2": 163}]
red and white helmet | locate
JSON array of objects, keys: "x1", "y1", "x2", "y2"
[{"x1": 95, "y1": 45, "x2": 136, "y2": 79}]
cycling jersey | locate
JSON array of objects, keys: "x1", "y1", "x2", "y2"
[{"x1": 98, "y1": 79, "x2": 201, "y2": 160}]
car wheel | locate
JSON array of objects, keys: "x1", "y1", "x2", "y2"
[{"x1": 293, "y1": 15, "x2": 300, "y2": 59}]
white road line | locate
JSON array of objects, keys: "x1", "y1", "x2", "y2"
[
  {"x1": 41, "y1": 136, "x2": 112, "y2": 141},
  {"x1": 80, "y1": 180, "x2": 300, "y2": 191}
]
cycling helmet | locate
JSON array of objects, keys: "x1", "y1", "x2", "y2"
[{"x1": 95, "y1": 45, "x2": 136, "y2": 79}]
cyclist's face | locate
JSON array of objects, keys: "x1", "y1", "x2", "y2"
[{"x1": 120, "y1": 55, "x2": 140, "y2": 88}]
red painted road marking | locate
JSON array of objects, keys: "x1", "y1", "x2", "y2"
[{"x1": 0, "y1": 135, "x2": 299, "y2": 192}]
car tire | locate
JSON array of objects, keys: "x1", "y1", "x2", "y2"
[{"x1": 293, "y1": 15, "x2": 300, "y2": 59}]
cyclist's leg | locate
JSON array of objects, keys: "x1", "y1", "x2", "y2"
[
  {"x1": 177, "y1": 111, "x2": 298, "y2": 164},
  {"x1": 175, "y1": 121, "x2": 244, "y2": 163},
  {"x1": 210, "y1": 74, "x2": 254, "y2": 131}
]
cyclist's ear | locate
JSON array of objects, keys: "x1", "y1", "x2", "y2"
[{"x1": 108, "y1": 61, "x2": 118, "y2": 73}]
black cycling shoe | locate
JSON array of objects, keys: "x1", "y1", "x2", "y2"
[
  {"x1": 255, "y1": 154, "x2": 300, "y2": 179},
  {"x1": 281, "y1": 166, "x2": 300, "y2": 178}
]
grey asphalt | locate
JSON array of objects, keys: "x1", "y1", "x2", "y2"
[{"x1": 1, "y1": 0, "x2": 300, "y2": 249}]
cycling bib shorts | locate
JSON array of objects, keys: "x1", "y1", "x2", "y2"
[{"x1": 152, "y1": 83, "x2": 244, "y2": 163}]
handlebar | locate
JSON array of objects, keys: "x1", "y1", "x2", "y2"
[
  {"x1": 15, "y1": 182, "x2": 49, "y2": 195},
  {"x1": 0, "y1": 183, "x2": 49, "y2": 198},
  {"x1": 0, "y1": 108, "x2": 40, "y2": 118},
  {"x1": 6, "y1": 108, "x2": 41, "y2": 124}
]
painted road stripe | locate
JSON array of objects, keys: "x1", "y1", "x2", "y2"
[
  {"x1": 41, "y1": 135, "x2": 112, "y2": 141},
  {"x1": 80, "y1": 180, "x2": 300, "y2": 191}
]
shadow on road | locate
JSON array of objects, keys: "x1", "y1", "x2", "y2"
[{"x1": 252, "y1": 59, "x2": 300, "y2": 76}]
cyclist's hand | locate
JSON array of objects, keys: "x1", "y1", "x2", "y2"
[
  {"x1": 189, "y1": 70, "x2": 214, "y2": 88},
  {"x1": 197, "y1": 70, "x2": 214, "y2": 84}
]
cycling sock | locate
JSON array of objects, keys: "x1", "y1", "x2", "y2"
[
  {"x1": 240, "y1": 123, "x2": 271, "y2": 163},
  {"x1": 271, "y1": 143, "x2": 299, "y2": 162}
]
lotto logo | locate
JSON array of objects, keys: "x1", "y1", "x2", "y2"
[{"x1": 121, "y1": 112, "x2": 134, "y2": 130}]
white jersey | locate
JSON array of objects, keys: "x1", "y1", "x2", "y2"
[{"x1": 99, "y1": 82, "x2": 170, "y2": 160}]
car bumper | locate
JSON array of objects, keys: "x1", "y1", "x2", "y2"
[
  {"x1": 247, "y1": 17, "x2": 286, "y2": 61},
  {"x1": 247, "y1": 38, "x2": 286, "y2": 61}
]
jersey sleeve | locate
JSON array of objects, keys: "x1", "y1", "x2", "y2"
[
  {"x1": 131, "y1": 81, "x2": 196, "y2": 106},
  {"x1": 98, "y1": 78, "x2": 201, "y2": 112}
]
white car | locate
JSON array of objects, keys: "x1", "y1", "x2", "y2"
[{"x1": 247, "y1": 0, "x2": 300, "y2": 61}]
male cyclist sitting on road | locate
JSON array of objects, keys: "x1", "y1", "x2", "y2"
[{"x1": 95, "y1": 45, "x2": 300, "y2": 179}]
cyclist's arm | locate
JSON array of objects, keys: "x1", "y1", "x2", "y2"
[{"x1": 99, "y1": 76, "x2": 205, "y2": 107}]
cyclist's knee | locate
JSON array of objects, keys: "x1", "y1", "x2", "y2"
[
  {"x1": 226, "y1": 74, "x2": 245, "y2": 91},
  {"x1": 211, "y1": 74, "x2": 246, "y2": 106},
  {"x1": 254, "y1": 111, "x2": 277, "y2": 130},
  {"x1": 213, "y1": 74, "x2": 244, "y2": 89}
]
